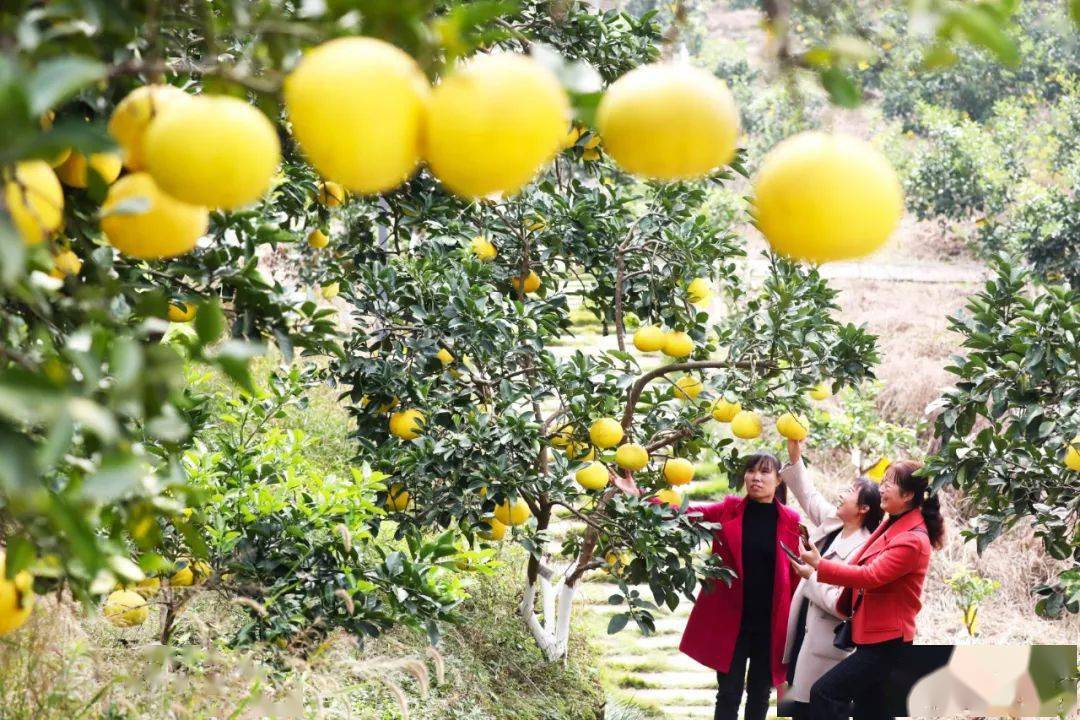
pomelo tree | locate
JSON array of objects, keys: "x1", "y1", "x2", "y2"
[{"x1": 0, "y1": 0, "x2": 1048, "y2": 649}]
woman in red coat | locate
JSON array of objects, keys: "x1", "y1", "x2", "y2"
[
  {"x1": 678, "y1": 452, "x2": 803, "y2": 720},
  {"x1": 796, "y1": 460, "x2": 946, "y2": 720}
]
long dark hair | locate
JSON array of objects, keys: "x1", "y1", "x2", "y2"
[
  {"x1": 889, "y1": 460, "x2": 945, "y2": 549},
  {"x1": 854, "y1": 476, "x2": 884, "y2": 532},
  {"x1": 741, "y1": 452, "x2": 787, "y2": 505}
]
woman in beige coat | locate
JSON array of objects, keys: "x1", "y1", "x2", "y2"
[{"x1": 777, "y1": 440, "x2": 884, "y2": 719}]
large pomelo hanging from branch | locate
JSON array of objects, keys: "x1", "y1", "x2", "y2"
[
  {"x1": 424, "y1": 53, "x2": 569, "y2": 199},
  {"x1": 752, "y1": 132, "x2": 903, "y2": 263},
  {"x1": 597, "y1": 62, "x2": 740, "y2": 181},
  {"x1": 285, "y1": 37, "x2": 430, "y2": 194}
]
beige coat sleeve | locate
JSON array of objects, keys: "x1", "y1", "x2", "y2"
[
  {"x1": 780, "y1": 458, "x2": 839, "y2": 528},
  {"x1": 803, "y1": 570, "x2": 847, "y2": 619}
]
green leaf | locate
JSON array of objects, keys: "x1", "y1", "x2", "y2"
[
  {"x1": 4, "y1": 536, "x2": 35, "y2": 578},
  {"x1": 28, "y1": 57, "x2": 107, "y2": 116},
  {"x1": 949, "y1": 6, "x2": 1020, "y2": 66},
  {"x1": 819, "y1": 67, "x2": 860, "y2": 108},
  {"x1": 1070, "y1": 0, "x2": 1080, "y2": 28},
  {"x1": 83, "y1": 453, "x2": 143, "y2": 503},
  {"x1": 0, "y1": 218, "x2": 27, "y2": 286},
  {"x1": 607, "y1": 612, "x2": 629, "y2": 634}
]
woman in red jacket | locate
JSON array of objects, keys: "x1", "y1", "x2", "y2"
[
  {"x1": 676, "y1": 452, "x2": 803, "y2": 720},
  {"x1": 796, "y1": 460, "x2": 945, "y2": 720}
]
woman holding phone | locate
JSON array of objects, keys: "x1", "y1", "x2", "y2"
[
  {"x1": 779, "y1": 439, "x2": 884, "y2": 719},
  {"x1": 798, "y1": 460, "x2": 945, "y2": 720},
  {"x1": 670, "y1": 452, "x2": 804, "y2": 720}
]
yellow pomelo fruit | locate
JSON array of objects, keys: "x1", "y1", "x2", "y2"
[
  {"x1": 425, "y1": 53, "x2": 569, "y2": 198},
  {"x1": 673, "y1": 375, "x2": 703, "y2": 401},
  {"x1": 386, "y1": 484, "x2": 410, "y2": 511},
  {"x1": 389, "y1": 409, "x2": 425, "y2": 440},
  {"x1": 4, "y1": 160, "x2": 64, "y2": 245},
  {"x1": 589, "y1": 417, "x2": 624, "y2": 449},
  {"x1": 865, "y1": 458, "x2": 891, "y2": 482},
  {"x1": 686, "y1": 277, "x2": 712, "y2": 306},
  {"x1": 550, "y1": 424, "x2": 575, "y2": 448},
  {"x1": 711, "y1": 398, "x2": 741, "y2": 422},
  {"x1": 494, "y1": 498, "x2": 531, "y2": 526},
  {"x1": 479, "y1": 517, "x2": 507, "y2": 541},
  {"x1": 470, "y1": 235, "x2": 497, "y2": 261},
  {"x1": 101, "y1": 173, "x2": 208, "y2": 259},
  {"x1": 318, "y1": 180, "x2": 346, "y2": 207},
  {"x1": 0, "y1": 550, "x2": 34, "y2": 636},
  {"x1": 752, "y1": 132, "x2": 903, "y2": 263},
  {"x1": 663, "y1": 458, "x2": 695, "y2": 486},
  {"x1": 169, "y1": 561, "x2": 194, "y2": 587},
  {"x1": 633, "y1": 325, "x2": 665, "y2": 352},
  {"x1": 597, "y1": 62, "x2": 739, "y2": 181},
  {"x1": 564, "y1": 125, "x2": 583, "y2": 148},
  {"x1": 614, "y1": 443, "x2": 649, "y2": 471},
  {"x1": 582, "y1": 134, "x2": 601, "y2": 151},
  {"x1": 662, "y1": 331, "x2": 694, "y2": 358},
  {"x1": 167, "y1": 302, "x2": 196, "y2": 322},
  {"x1": 109, "y1": 84, "x2": 190, "y2": 170},
  {"x1": 307, "y1": 228, "x2": 329, "y2": 249},
  {"x1": 320, "y1": 282, "x2": 340, "y2": 300},
  {"x1": 809, "y1": 381, "x2": 832, "y2": 401},
  {"x1": 575, "y1": 461, "x2": 610, "y2": 491},
  {"x1": 285, "y1": 38, "x2": 429, "y2": 193},
  {"x1": 436, "y1": 348, "x2": 454, "y2": 365},
  {"x1": 582, "y1": 148, "x2": 601, "y2": 161},
  {"x1": 776, "y1": 412, "x2": 810, "y2": 441},
  {"x1": 133, "y1": 577, "x2": 161, "y2": 598},
  {"x1": 511, "y1": 270, "x2": 541, "y2": 294},
  {"x1": 50, "y1": 249, "x2": 82, "y2": 279},
  {"x1": 39, "y1": 110, "x2": 72, "y2": 167},
  {"x1": 566, "y1": 441, "x2": 595, "y2": 462},
  {"x1": 56, "y1": 152, "x2": 123, "y2": 188},
  {"x1": 190, "y1": 560, "x2": 212, "y2": 585},
  {"x1": 103, "y1": 589, "x2": 149, "y2": 627},
  {"x1": 1065, "y1": 436, "x2": 1080, "y2": 472},
  {"x1": 144, "y1": 95, "x2": 281, "y2": 210},
  {"x1": 656, "y1": 488, "x2": 682, "y2": 507},
  {"x1": 730, "y1": 410, "x2": 762, "y2": 439}
]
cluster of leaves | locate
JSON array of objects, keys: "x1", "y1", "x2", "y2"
[
  {"x1": 183, "y1": 363, "x2": 462, "y2": 647},
  {"x1": 810, "y1": 381, "x2": 921, "y2": 470},
  {"x1": 945, "y1": 564, "x2": 1000, "y2": 636},
  {"x1": 923, "y1": 257, "x2": 1079, "y2": 617}
]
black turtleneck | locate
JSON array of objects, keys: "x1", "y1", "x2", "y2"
[{"x1": 740, "y1": 499, "x2": 778, "y2": 634}]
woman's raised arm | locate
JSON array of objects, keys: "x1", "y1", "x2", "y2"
[{"x1": 780, "y1": 439, "x2": 838, "y2": 527}]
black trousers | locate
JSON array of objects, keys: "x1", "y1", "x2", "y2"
[
  {"x1": 715, "y1": 626, "x2": 772, "y2": 720},
  {"x1": 807, "y1": 639, "x2": 911, "y2": 720}
]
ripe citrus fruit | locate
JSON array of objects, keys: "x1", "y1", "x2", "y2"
[
  {"x1": 663, "y1": 458, "x2": 695, "y2": 486},
  {"x1": 582, "y1": 148, "x2": 601, "y2": 162},
  {"x1": 550, "y1": 424, "x2": 575, "y2": 448},
  {"x1": 479, "y1": 517, "x2": 507, "y2": 541},
  {"x1": 425, "y1": 53, "x2": 569, "y2": 198},
  {"x1": 731, "y1": 410, "x2": 762, "y2": 439},
  {"x1": 0, "y1": 550, "x2": 34, "y2": 636},
  {"x1": 662, "y1": 331, "x2": 694, "y2": 358},
  {"x1": 144, "y1": 94, "x2": 281, "y2": 209},
  {"x1": 673, "y1": 375, "x2": 703, "y2": 401},
  {"x1": 494, "y1": 497, "x2": 531, "y2": 526},
  {"x1": 776, "y1": 412, "x2": 810, "y2": 440},
  {"x1": 615, "y1": 443, "x2": 649, "y2": 471},
  {"x1": 389, "y1": 409, "x2": 425, "y2": 440},
  {"x1": 39, "y1": 111, "x2": 71, "y2": 167},
  {"x1": 133, "y1": 577, "x2": 161, "y2": 598},
  {"x1": 109, "y1": 84, "x2": 190, "y2": 170},
  {"x1": 752, "y1": 132, "x2": 903, "y2": 263},
  {"x1": 101, "y1": 173, "x2": 208, "y2": 259},
  {"x1": 436, "y1": 348, "x2": 454, "y2": 365},
  {"x1": 103, "y1": 589, "x2": 149, "y2": 627},
  {"x1": 711, "y1": 398, "x2": 742, "y2": 422},
  {"x1": 575, "y1": 461, "x2": 610, "y2": 490},
  {"x1": 597, "y1": 62, "x2": 739, "y2": 181},
  {"x1": 318, "y1": 180, "x2": 346, "y2": 207},
  {"x1": 307, "y1": 228, "x2": 329, "y2": 249},
  {"x1": 865, "y1": 457, "x2": 891, "y2": 482},
  {"x1": 50, "y1": 249, "x2": 82, "y2": 279},
  {"x1": 4, "y1": 160, "x2": 64, "y2": 244},
  {"x1": 589, "y1": 417, "x2": 624, "y2": 449},
  {"x1": 56, "y1": 152, "x2": 123, "y2": 188},
  {"x1": 320, "y1": 282, "x2": 340, "y2": 300},
  {"x1": 809, "y1": 381, "x2": 832, "y2": 401},
  {"x1": 566, "y1": 441, "x2": 595, "y2": 461},
  {"x1": 386, "y1": 484, "x2": 410, "y2": 511},
  {"x1": 470, "y1": 235, "x2": 497, "y2": 261},
  {"x1": 286, "y1": 38, "x2": 429, "y2": 194},
  {"x1": 656, "y1": 488, "x2": 682, "y2": 507},
  {"x1": 564, "y1": 125, "x2": 583, "y2": 148},
  {"x1": 686, "y1": 277, "x2": 712, "y2": 307},
  {"x1": 1065, "y1": 436, "x2": 1080, "y2": 472},
  {"x1": 167, "y1": 302, "x2": 196, "y2": 322},
  {"x1": 511, "y1": 270, "x2": 541, "y2": 294},
  {"x1": 633, "y1": 325, "x2": 665, "y2": 352}
]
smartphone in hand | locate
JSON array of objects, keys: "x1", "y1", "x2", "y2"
[{"x1": 780, "y1": 542, "x2": 804, "y2": 564}]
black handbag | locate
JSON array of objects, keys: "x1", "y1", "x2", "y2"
[{"x1": 833, "y1": 590, "x2": 864, "y2": 651}]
